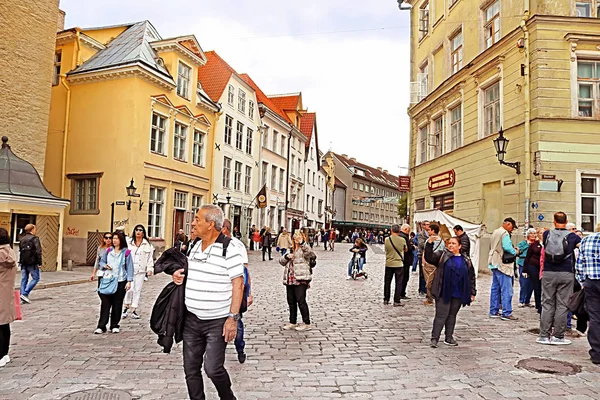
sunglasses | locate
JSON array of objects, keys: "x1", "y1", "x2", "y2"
[
  {"x1": 104, "y1": 236, "x2": 113, "y2": 239},
  {"x1": 135, "y1": 228, "x2": 144, "y2": 232}
]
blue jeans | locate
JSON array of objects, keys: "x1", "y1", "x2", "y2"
[
  {"x1": 411, "y1": 249, "x2": 419, "y2": 272},
  {"x1": 489, "y1": 269, "x2": 514, "y2": 317},
  {"x1": 234, "y1": 317, "x2": 245, "y2": 355},
  {"x1": 20, "y1": 265, "x2": 40, "y2": 297},
  {"x1": 518, "y1": 265, "x2": 533, "y2": 304},
  {"x1": 347, "y1": 257, "x2": 364, "y2": 276}
]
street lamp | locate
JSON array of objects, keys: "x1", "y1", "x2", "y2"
[
  {"x1": 126, "y1": 178, "x2": 140, "y2": 210},
  {"x1": 111, "y1": 178, "x2": 140, "y2": 229},
  {"x1": 493, "y1": 127, "x2": 521, "y2": 174},
  {"x1": 226, "y1": 192, "x2": 231, "y2": 204}
]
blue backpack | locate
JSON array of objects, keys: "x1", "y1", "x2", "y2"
[{"x1": 98, "y1": 248, "x2": 130, "y2": 295}]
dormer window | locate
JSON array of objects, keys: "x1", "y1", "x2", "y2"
[{"x1": 177, "y1": 62, "x2": 191, "y2": 99}]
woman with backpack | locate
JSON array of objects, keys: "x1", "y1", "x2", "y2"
[
  {"x1": 122, "y1": 225, "x2": 154, "y2": 320},
  {"x1": 95, "y1": 231, "x2": 134, "y2": 334}
]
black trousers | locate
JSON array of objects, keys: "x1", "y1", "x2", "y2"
[
  {"x1": 0, "y1": 323, "x2": 10, "y2": 359},
  {"x1": 431, "y1": 297, "x2": 462, "y2": 340},
  {"x1": 249, "y1": 240, "x2": 254, "y2": 251},
  {"x1": 585, "y1": 279, "x2": 600, "y2": 363},
  {"x1": 400, "y1": 264, "x2": 411, "y2": 297},
  {"x1": 383, "y1": 267, "x2": 404, "y2": 304},
  {"x1": 573, "y1": 279, "x2": 589, "y2": 333},
  {"x1": 262, "y1": 246, "x2": 271, "y2": 260},
  {"x1": 528, "y1": 265, "x2": 542, "y2": 314},
  {"x1": 183, "y1": 313, "x2": 236, "y2": 400},
  {"x1": 286, "y1": 285, "x2": 310, "y2": 324},
  {"x1": 97, "y1": 281, "x2": 127, "y2": 331}
]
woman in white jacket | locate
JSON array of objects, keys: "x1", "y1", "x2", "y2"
[{"x1": 122, "y1": 224, "x2": 154, "y2": 319}]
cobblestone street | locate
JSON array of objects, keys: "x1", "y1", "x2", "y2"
[{"x1": 2, "y1": 243, "x2": 599, "y2": 400}]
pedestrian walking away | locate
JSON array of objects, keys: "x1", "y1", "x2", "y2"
[
  {"x1": 261, "y1": 227, "x2": 273, "y2": 261},
  {"x1": 383, "y1": 224, "x2": 407, "y2": 306},
  {"x1": 423, "y1": 223, "x2": 445, "y2": 305},
  {"x1": 575, "y1": 226, "x2": 600, "y2": 364},
  {"x1": 322, "y1": 229, "x2": 329, "y2": 251},
  {"x1": 0, "y1": 228, "x2": 17, "y2": 368},
  {"x1": 280, "y1": 230, "x2": 317, "y2": 331},
  {"x1": 523, "y1": 228, "x2": 543, "y2": 314},
  {"x1": 174, "y1": 205, "x2": 244, "y2": 400},
  {"x1": 90, "y1": 232, "x2": 113, "y2": 288},
  {"x1": 18, "y1": 223, "x2": 42, "y2": 304},
  {"x1": 329, "y1": 228, "x2": 336, "y2": 251},
  {"x1": 122, "y1": 225, "x2": 155, "y2": 320},
  {"x1": 429, "y1": 237, "x2": 477, "y2": 348},
  {"x1": 95, "y1": 231, "x2": 134, "y2": 334},
  {"x1": 488, "y1": 217, "x2": 518, "y2": 321},
  {"x1": 537, "y1": 212, "x2": 581, "y2": 345},
  {"x1": 399, "y1": 224, "x2": 414, "y2": 299}
]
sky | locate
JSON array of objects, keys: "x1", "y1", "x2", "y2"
[{"x1": 61, "y1": 0, "x2": 412, "y2": 175}]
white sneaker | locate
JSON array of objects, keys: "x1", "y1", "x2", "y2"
[
  {"x1": 536, "y1": 337, "x2": 551, "y2": 345},
  {"x1": 20, "y1": 295, "x2": 30, "y2": 304},
  {"x1": 518, "y1": 303, "x2": 525, "y2": 308},
  {"x1": 131, "y1": 311, "x2": 140, "y2": 319},
  {"x1": 112, "y1": 328, "x2": 120, "y2": 334},
  {"x1": 346, "y1": 276, "x2": 352, "y2": 280},
  {"x1": 93, "y1": 328, "x2": 104, "y2": 334},
  {"x1": 0, "y1": 355, "x2": 10, "y2": 367},
  {"x1": 283, "y1": 323, "x2": 297, "y2": 330},
  {"x1": 122, "y1": 309, "x2": 129, "y2": 318},
  {"x1": 550, "y1": 337, "x2": 572, "y2": 345},
  {"x1": 295, "y1": 324, "x2": 312, "y2": 332}
]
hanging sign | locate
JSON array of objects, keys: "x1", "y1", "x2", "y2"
[
  {"x1": 428, "y1": 170, "x2": 455, "y2": 191},
  {"x1": 398, "y1": 176, "x2": 411, "y2": 192}
]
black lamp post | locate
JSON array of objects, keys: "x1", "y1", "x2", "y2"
[
  {"x1": 110, "y1": 178, "x2": 140, "y2": 230},
  {"x1": 226, "y1": 192, "x2": 231, "y2": 204},
  {"x1": 126, "y1": 178, "x2": 138, "y2": 210},
  {"x1": 493, "y1": 127, "x2": 521, "y2": 174}
]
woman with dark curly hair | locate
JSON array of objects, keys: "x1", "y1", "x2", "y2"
[{"x1": 0, "y1": 227, "x2": 17, "y2": 367}]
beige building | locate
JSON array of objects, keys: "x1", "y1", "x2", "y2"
[{"x1": 407, "y1": 0, "x2": 600, "y2": 241}]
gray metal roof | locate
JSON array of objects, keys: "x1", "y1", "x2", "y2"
[
  {"x1": 0, "y1": 137, "x2": 65, "y2": 200},
  {"x1": 69, "y1": 21, "x2": 174, "y2": 83}
]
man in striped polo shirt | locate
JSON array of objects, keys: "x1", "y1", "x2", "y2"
[{"x1": 172, "y1": 205, "x2": 244, "y2": 400}]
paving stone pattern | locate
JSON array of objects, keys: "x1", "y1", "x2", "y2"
[{"x1": 2, "y1": 243, "x2": 599, "y2": 399}]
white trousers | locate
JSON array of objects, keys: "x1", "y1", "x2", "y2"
[{"x1": 124, "y1": 273, "x2": 146, "y2": 309}]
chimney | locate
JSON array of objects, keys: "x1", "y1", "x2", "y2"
[
  {"x1": 383, "y1": 169, "x2": 388, "y2": 174},
  {"x1": 341, "y1": 154, "x2": 348, "y2": 159},
  {"x1": 57, "y1": 9, "x2": 66, "y2": 31},
  {"x1": 377, "y1": 167, "x2": 383, "y2": 171},
  {"x1": 349, "y1": 157, "x2": 356, "y2": 163}
]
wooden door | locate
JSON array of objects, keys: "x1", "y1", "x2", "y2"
[{"x1": 36, "y1": 215, "x2": 59, "y2": 272}]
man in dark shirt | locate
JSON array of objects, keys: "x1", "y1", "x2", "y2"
[
  {"x1": 453, "y1": 225, "x2": 471, "y2": 258},
  {"x1": 537, "y1": 212, "x2": 581, "y2": 345}
]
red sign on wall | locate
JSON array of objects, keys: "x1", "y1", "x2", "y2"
[
  {"x1": 428, "y1": 170, "x2": 456, "y2": 191},
  {"x1": 398, "y1": 176, "x2": 411, "y2": 192}
]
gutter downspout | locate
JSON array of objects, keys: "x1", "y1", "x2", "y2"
[
  {"x1": 520, "y1": 11, "x2": 531, "y2": 226},
  {"x1": 284, "y1": 127, "x2": 293, "y2": 229}
]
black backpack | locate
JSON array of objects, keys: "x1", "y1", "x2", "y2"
[{"x1": 20, "y1": 237, "x2": 37, "y2": 265}]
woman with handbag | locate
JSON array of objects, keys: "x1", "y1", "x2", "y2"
[
  {"x1": 122, "y1": 224, "x2": 154, "y2": 320},
  {"x1": 0, "y1": 228, "x2": 17, "y2": 368},
  {"x1": 280, "y1": 231, "x2": 316, "y2": 331},
  {"x1": 95, "y1": 231, "x2": 134, "y2": 334}
]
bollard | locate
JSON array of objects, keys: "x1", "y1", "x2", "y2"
[{"x1": 67, "y1": 259, "x2": 73, "y2": 271}]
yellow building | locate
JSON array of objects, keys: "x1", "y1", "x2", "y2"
[
  {"x1": 407, "y1": 0, "x2": 600, "y2": 252},
  {"x1": 46, "y1": 21, "x2": 220, "y2": 264}
]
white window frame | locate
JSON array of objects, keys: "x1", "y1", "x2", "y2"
[
  {"x1": 234, "y1": 161, "x2": 242, "y2": 191},
  {"x1": 262, "y1": 162, "x2": 268, "y2": 186},
  {"x1": 575, "y1": 1, "x2": 600, "y2": 17},
  {"x1": 419, "y1": 1, "x2": 430, "y2": 41},
  {"x1": 482, "y1": 81, "x2": 501, "y2": 138},
  {"x1": 573, "y1": 58, "x2": 600, "y2": 118},
  {"x1": 223, "y1": 157, "x2": 232, "y2": 188},
  {"x1": 246, "y1": 127, "x2": 253, "y2": 155},
  {"x1": 419, "y1": 61, "x2": 429, "y2": 99},
  {"x1": 249, "y1": 100, "x2": 255, "y2": 120},
  {"x1": 271, "y1": 165, "x2": 277, "y2": 189},
  {"x1": 450, "y1": 29, "x2": 463, "y2": 74},
  {"x1": 280, "y1": 136, "x2": 286, "y2": 157},
  {"x1": 173, "y1": 122, "x2": 188, "y2": 161},
  {"x1": 272, "y1": 131, "x2": 278, "y2": 152},
  {"x1": 238, "y1": 89, "x2": 246, "y2": 113},
  {"x1": 448, "y1": 102, "x2": 463, "y2": 151},
  {"x1": 150, "y1": 112, "x2": 168, "y2": 155},
  {"x1": 262, "y1": 125, "x2": 270, "y2": 148},
  {"x1": 577, "y1": 170, "x2": 600, "y2": 232},
  {"x1": 244, "y1": 165, "x2": 252, "y2": 194},
  {"x1": 228, "y1": 85, "x2": 235, "y2": 105},
  {"x1": 418, "y1": 123, "x2": 429, "y2": 165},
  {"x1": 174, "y1": 191, "x2": 188, "y2": 210},
  {"x1": 279, "y1": 168, "x2": 285, "y2": 191},
  {"x1": 191, "y1": 194, "x2": 203, "y2": 215},
  {"x1": 148, "y1": 186, "x2": 165, "y2": 239},
  {"x1": 483, "y1": 0, "x2": 501, "y2": 49},
  {"x1": 224, "y1": 115, "x2": 233, "y2": 145},
  {"x1": 431, "y1": 115, "x2": 443, "y2": 159},
  {"x1": 177, "y1": 61, "x2": 192, "y2": 99},
  {"x1": 236, "y1": 121, "x2": 244, "y2": 150},
  {"x1": 192, "y1": 130, "x2": 205, "y2": 166}
]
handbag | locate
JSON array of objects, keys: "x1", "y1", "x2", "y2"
[
  {"x1": 502, "y1": 251, "x2": 516, "y2": 264},
  {"x1": 98, "y1": 271, "x2": 118, "y2": 295},
  {"x1": 567, "y1": 290, "x2": 586, "y2": 315}
]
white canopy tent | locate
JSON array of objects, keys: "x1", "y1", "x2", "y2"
[{"x1": 413, "y1": 209, "x2": 484, "y2": 276}]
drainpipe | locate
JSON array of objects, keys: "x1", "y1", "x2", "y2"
[
  {"x1": 520, "y1": 11, "x2": 531, "y2": 226},
  {"x1": 284, "y1": 127, "x2": 293, "y2": 229}
]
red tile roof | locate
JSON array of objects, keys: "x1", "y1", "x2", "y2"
[
  {"x1": 269, "y1": 94, "x2": 300, "y2": 111},
  {"x1": 197, "y1": 50, "x2": 238, "y2": 103},
  {"x1": 239, "y1": 74, "x2": 292, "y2": 124},
  {"x1": 332, "y1": 152, "x2": 399, "y2": 191},
  {"x1": 299, "y1": 112, "x2": 316, "y2": 149}
]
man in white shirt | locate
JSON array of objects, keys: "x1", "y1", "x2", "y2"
[{"x1": 172, "y1": 205, "x2": 244, "y2": 400}]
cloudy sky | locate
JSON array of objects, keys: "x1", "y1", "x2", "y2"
[{"x1": 61, "y1": 0, "x2": 412, "y2": 175}]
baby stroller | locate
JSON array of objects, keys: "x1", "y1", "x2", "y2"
[{"x1": 349, "y1": 252, "x2": 368, "y2": 280}]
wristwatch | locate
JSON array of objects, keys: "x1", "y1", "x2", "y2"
[{"x1": 228, "y1": 313, "x2": 241, "y2": 321}]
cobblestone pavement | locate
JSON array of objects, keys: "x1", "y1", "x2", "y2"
[{"x1": 2, "y1": 243, "x2": 599, "y2": 400}]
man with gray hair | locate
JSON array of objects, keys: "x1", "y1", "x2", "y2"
[
  {"x1": 172, "y1": 205, "x2": 244, "y2": 400},
  {"x1": 399, "y1": 224, "x2": 414, "y2": 299},
  {"x1": 383, "y1": 224, "x2": 407, "y2": 306}
]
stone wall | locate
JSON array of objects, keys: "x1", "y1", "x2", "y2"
[{"x1": 0, "y1": 0, "x2": 60, "y2": 179}]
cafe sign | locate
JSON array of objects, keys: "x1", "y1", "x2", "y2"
[
  {"x1": 398, "y1": 176, "x2": 411, "y2": 192},
  {"x1": 428, "y1": 170, "x2": 456, "y2": 191}
]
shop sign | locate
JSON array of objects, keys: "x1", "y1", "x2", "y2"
[
  {"x1": 399, "y1": 176, "x2": 411, "y2": 192},
  {"x1": 428, "y1": 170, "x2": 455, "y2": 191}
]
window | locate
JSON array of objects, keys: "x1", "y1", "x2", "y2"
[
  {"x1": 223, "y1": 157, "x2": 232, "y2": 188},
  {"x1": 173, "y1": 122, "x2": 187, "y2": 161},
  {"x1": 415, "y1": 198, "x2": 425, "y2": 211},
  {"x1": 174, "y1": 191, "x2": 187, "y2": 209},
  {"x1": 312, "y1": 197, "x2": 315, "y2": 212},
  {"x1": 262, "y1": 126, "x2": 270, "y2": 147},
  {"x1": 248, "y1": 100, "x2": 255, "y2": 120},
  {"x1": 150, "y1": 113, "x2": 166, "y2": 155},
  {"x1": 191, "y1": 194, "x2": 203, "y2": 215},
  {"x1": 313, "y1": 172, "x2": 316, "y2": 186},
  {"x1": 359, "y1": 212, "x2": 364, "y2": 220},
  {"x1": 352, "y1": 211, "x2": 358, "y2": 220},
  {"x1": 236, "y1": 121, "x2": 244, "y2": 150},
  {"x1": 318, "y1": 200, "x2": 323, "y2": 214},
  {"x1": 353, "y1": 182, "x2": 358, "y2": 189},
  {"x1": 359, "y1": 183, "x2": 365, "y2": 191},
  {"x1": 192, "y1": 130, "x2": 205, "y2": 166},
  {"x1": 148, "y1": 187, "x2": 164, "y2": 238},
  {"x1": 238, "y1": 89, "x2": 246, "y2": 113},
  {"x1": 177, "y1": 62, "x2": 191, "y2": 98},
  {"x1": 577, "y1": 61, "x2": 600, "y2": 117},
  {"x1": 272, "y1": 131, "x2": 278, "y2": 152},
  {"x1": 224, "y1": 115, "x2": 233, "y2": 145},
  {"x1": 432, "y1": 117, "x2": 443, "y2": 158},
  {"x1": 279, "y1": 168, "x2": 285, "y2": 191},
  {"x1": 244, "y1": 166, "x2": 252, "y2": 194},
  {"x1": 365, "y1": 184, "x2": 370, "y2": 192},
  {"x1": 291, "y1": 155, "x2": 296, "y2": 176},
  {"x1": 227, "y1": 85, "x2": 235, "y2": 105},
  {"x1": 450, "y1": 104, "x2": 462, "y2": 151},
  {"x1": 291, "y1": 136, "x2": 296, "y2": 149},
  {"x1": 246, "y1": 128, "x2": 253, "y2": 155},
  {"x1": 297, "y1": 159, "x2": 302, "y2": 177},
  {"x1": 450, "y1": 30, "x2": 463, "y2": 74},
  {"x1": 419, "y1": 1, "x2": 430, "y2": 40},
  {"x1": 306, "y1": 195, "x2": 310, "y2": 211},
  {"x1": 262, "y1": 162, "x2": 268, "y2": 186},
  {"x1": 271, "y1": 166, "x2": 277, "y2": 189},
  {"x1": 484, "y1": 0, "x2": 500, "y2": 49},
  {"x1": 53, "y1": 51, "x2": 61, "y2": 86},
  {"x1": 70, "y1": 175, "x2": 99, "y2": 214},
  {"x1": 419, "y1": 62, "x2": 429, "y2": 99},
  {"x1": 280, "y1": 136, "x2": 286, "y2": 156},
  {"x1": 581, "y1": 175, "x2": 600, "y2": 232},
  {"x1": 433, "y1": 192, "x2": 454, "y2": 212},
  {"x1": 234, "y1": 161, "x2": 242, "y2": 191},
  {"x1": 419, "y1": 125, "x2": 428, "y2": 164},
  {"x1": 575, "y1": 1, "x2": 600, "y2": 17},
  {"x1": 484, "y1": 82, "x2": 501, "y2": 137}
]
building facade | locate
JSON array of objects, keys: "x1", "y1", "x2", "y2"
[
  {"x1": 301, "y1": 113, "x2": 326, "y2": 229},
  {"x1": 46, "y1": 21, "x2": 219, "y2": 263},
  {"x1": 407, "y1": 0, "x2": 600, "y2": 237},
  {"x1": 198, "y1": 52, "x2": 262, "y2": 239}
]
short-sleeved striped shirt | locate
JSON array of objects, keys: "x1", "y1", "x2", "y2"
[{"x1": 185, "y1": 239, "x2": 244, "y2": 320}]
